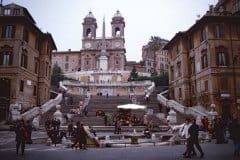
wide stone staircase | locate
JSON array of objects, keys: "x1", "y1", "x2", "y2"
[
  {"x1": 137, "y1": 86, "x2": 166, "y2": 125},
  {"x1": 61, "y1": 95, "x2": 145, "y2": 126}
]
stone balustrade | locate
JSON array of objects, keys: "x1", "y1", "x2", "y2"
[
  {"x1": 62, "y1": 80, "x2": 152, "y2": 87},
  {"x1": 14, "y1": 93, "x2": 63, "y2": 122},
  {"x1": 157, "y1": 90, "x2": 214, "y2": 119},
  {"x1": 40, "y1": 93, "x2": 63, "y2": 114}
]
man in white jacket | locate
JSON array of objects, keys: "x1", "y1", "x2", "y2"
[{"x1": 181, "y1": 118, "x2": 197, "y2": 157}]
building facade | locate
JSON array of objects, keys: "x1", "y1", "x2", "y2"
[
  {"x1": 142, "y1": 39, "x2": 169, "y2": 75},
  {"x1": 81, "y1": 11, "x2": 126, "y2": 71},
  {"x1": 164, "y1": 0, "x2": 240, "y2": 119},
  {"x1": 53, "y1": 11, "x2": 151, "y2": 96},
  {"x1": 52, "y1": 50, "x2": 80, "y2": 73},
  {"x1": 0, "y1": 3, "x2": 56, "y2": 121}
]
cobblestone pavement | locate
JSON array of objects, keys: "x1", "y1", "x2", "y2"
[{"x1": 0, "y1": 131, "x2": 238, "y2": 160}]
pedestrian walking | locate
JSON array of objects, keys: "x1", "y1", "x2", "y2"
[
  {"x1": 79, "y1": 122, "x2": 87, "y2": 149},
  {"x1": 185, "y1": 118, "x2": 204, "y2": 158},
  {"x1": 72, "y1": 122, "x2": 80, "y2": 149},
  {"x1": 25, "y1": 120, "x2": 33, "y2": 144},
  {"x1": 229, "y1": 118, "x2": 240, "y2": 157},
  {"x1": 104, "y1": 115, "x2": 108, "y2": 126},
  {"x1": 15, "y1": 119, "x2": 27, "y2": 155},
  {"x1": 181, "y1": 118, "x2": 196, "y2": 157},
  {"x1": 68, "y1": 121, "x2": 74, "y2": 137}
]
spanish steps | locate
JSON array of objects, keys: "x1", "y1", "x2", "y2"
[{"x1": 40, "y1": 86, "x2": 186, "y2": 128}]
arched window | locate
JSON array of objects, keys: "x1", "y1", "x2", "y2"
[
  {"x1": 115, "y1": 27, "x2": 120, "y2": 37},
  {"x1": 86, "y1": 28, "x2": 92, "y2": 37}
]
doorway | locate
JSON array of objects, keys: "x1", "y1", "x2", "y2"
[
  {"x1": 221, "y1": 99, "x2": 231, "y2": 125},
  {"x1": 0, "y1": 78, "x2": 11, "y2": 121}
]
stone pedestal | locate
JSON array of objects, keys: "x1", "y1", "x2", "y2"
[
  {"x1": 167, "y1": 109, "x2": 177, "y2": 124},
  {"x1": 32, "y1": 116, "x2": 40, "y2": 129},
  {"x1": 53, "y1": 105, "x2": 64, "y2": 125}
]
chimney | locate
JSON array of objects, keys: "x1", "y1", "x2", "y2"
[{"x1": 209, "y1": 5, "x2": 214, "y2": 13}]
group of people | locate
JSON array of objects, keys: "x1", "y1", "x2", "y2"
[
  {"x1": 71, "y1": 122, "x2": 87, "y2": 149},
  {"x1": 14, "y1": 119, "x2": 33, "y2": 155},
  {"x1": 45, "y1": 118, "x2": 67, "y2": 146},
  {"x1": 181, "y1": 118, "x2": 204, "y2": 158}
]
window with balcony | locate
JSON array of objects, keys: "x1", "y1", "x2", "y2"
[
  {"x1": 160, "y1": 63, "x2": 164, "y2": 70},
  {"x1": 201, "y1": 50, "x2": 208, "y2": 69},
  {"x1": 2, "y1": 25, "x2": 15, "y2": 38},
  {"x1": 177, "y1": 61, "x2": 182, "y2": 77},
  {"x1": 13, "y1": 9, "x2": 20, "y2": 15},
  {"x1": 214, "y1": 24, "x2": 225, "y2": 38},
  {"x1": 65, "y1": 56, "x2": 69, "y2": 62},
  {"x1": 176, "y1": 43, "x2": 180, "y2": 54},
  {"x1": 65, "y1": 63, "x2": 69, "y2": 71},
  {"x1": 0, "y1": 51, "x2": 12, "y2": 66},
  {"x1": 20, "y1": 52, "x2": 28, "y2": 69},
  {"x1": 179, "y1": 88, "x2": 182, "y2": 99},
  {"x1": 200, "y1": 27, "x2": 206, "y2": 42},
  {"x1": 204, "y1": 80, "x2": 208, "y2": 91},
  {"x1": 216, "y1": 46, "x2": 228, "y2": 66},
  {"x1": 35, "y1": 38, "x2": 41, "y2": 51},
  {"x1": 20, "y1": 80, "x2": 24, "y2": 92},
  {"x1": 233, "y1": 0, "x2": 240, "y2": 13},
  {"x1": 23, "y1": 28, "x2": 29, "y2": 42},
  {"x1": 4, "y1": 9, "x2": 11, "y2": 15},
  {"x1": 165, "y1": 64, "x2": 168, "y2": 70},
  {"x1": 189, "y1": 37, "x2": 194, "y2": 49},
  {"x1": 190, "y1": 57, "x2": 195, "y2": 75},
  {"x1": 34, "y1": 58, "x2": 39, "y2": 74}
]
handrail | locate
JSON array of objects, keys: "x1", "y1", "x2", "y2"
[{"x1": 157, "y1": 90, "x2": 212, "y2": 118}]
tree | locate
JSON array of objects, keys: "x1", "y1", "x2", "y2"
[
  {"x1": 151, "y1": 73, "x2": 169, "y2": 86},
  {"x1": 128, "y1": 66, "x2": 138, "y2": 81},
  {"x1": 148, "y1": 36, "x2": 165, "y2": 51},
  {"x1": 51, "y1": 63, "x2": 65, "y2": 87}
]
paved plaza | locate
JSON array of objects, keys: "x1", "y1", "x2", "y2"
[{"x1": 0, "y1": 131, "x2": 238, "y2": 160}]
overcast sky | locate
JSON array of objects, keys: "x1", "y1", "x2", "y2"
[{"x1": 5, "y1": 0, "x2": 217, "y2": 61}]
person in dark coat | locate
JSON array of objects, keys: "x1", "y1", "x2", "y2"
[
  {"x1": 68, "y1": 121, "x2": 74, "y2": 137},
  {"x1": 229, "y1": 118, "x2": 240, "y2": 156},
  {"x1": 72, "y1": 122, "x2": 86, "y2": 149},
  {"x1": 25, "y1": 120, "x2": 33, "y2": 144},
  {"x1": 51, "y1": 127, "x2": 59, "y2": 147},
  {"x1": 79, "y1": 123, "x2": 87, "y2": 149},
  {"x1": 185, "y1": 118, "x2": 204, "y2": 158},
  {"x1": 15, "y1": 119, "x2": 27, "y2": 155},
  {"x1": 214, "y1": 117, "x2": 225, "y2": 144}
]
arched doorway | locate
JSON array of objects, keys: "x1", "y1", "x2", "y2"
[{"x1": 0, "y1": 78, "x2": 11, "y2": 121}]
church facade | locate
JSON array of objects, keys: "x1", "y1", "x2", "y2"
[{"x1": 53, "y1": 11, "x2": 151, "y2": 96}]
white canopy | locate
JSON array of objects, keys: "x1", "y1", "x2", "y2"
[{"x1": 117, "y1": 104, "x2": 146, "y2": 110}]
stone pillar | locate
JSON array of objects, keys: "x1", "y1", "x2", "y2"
[
  {"x1": 32, "y1": 116, "x2": 40, "y2": 129},
  {"x1": 167, "y1": 109, "x2": 177, "y2": 124},
  {"x1": 53, "y1": 104, "x2": 64, "y2": 125}
]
